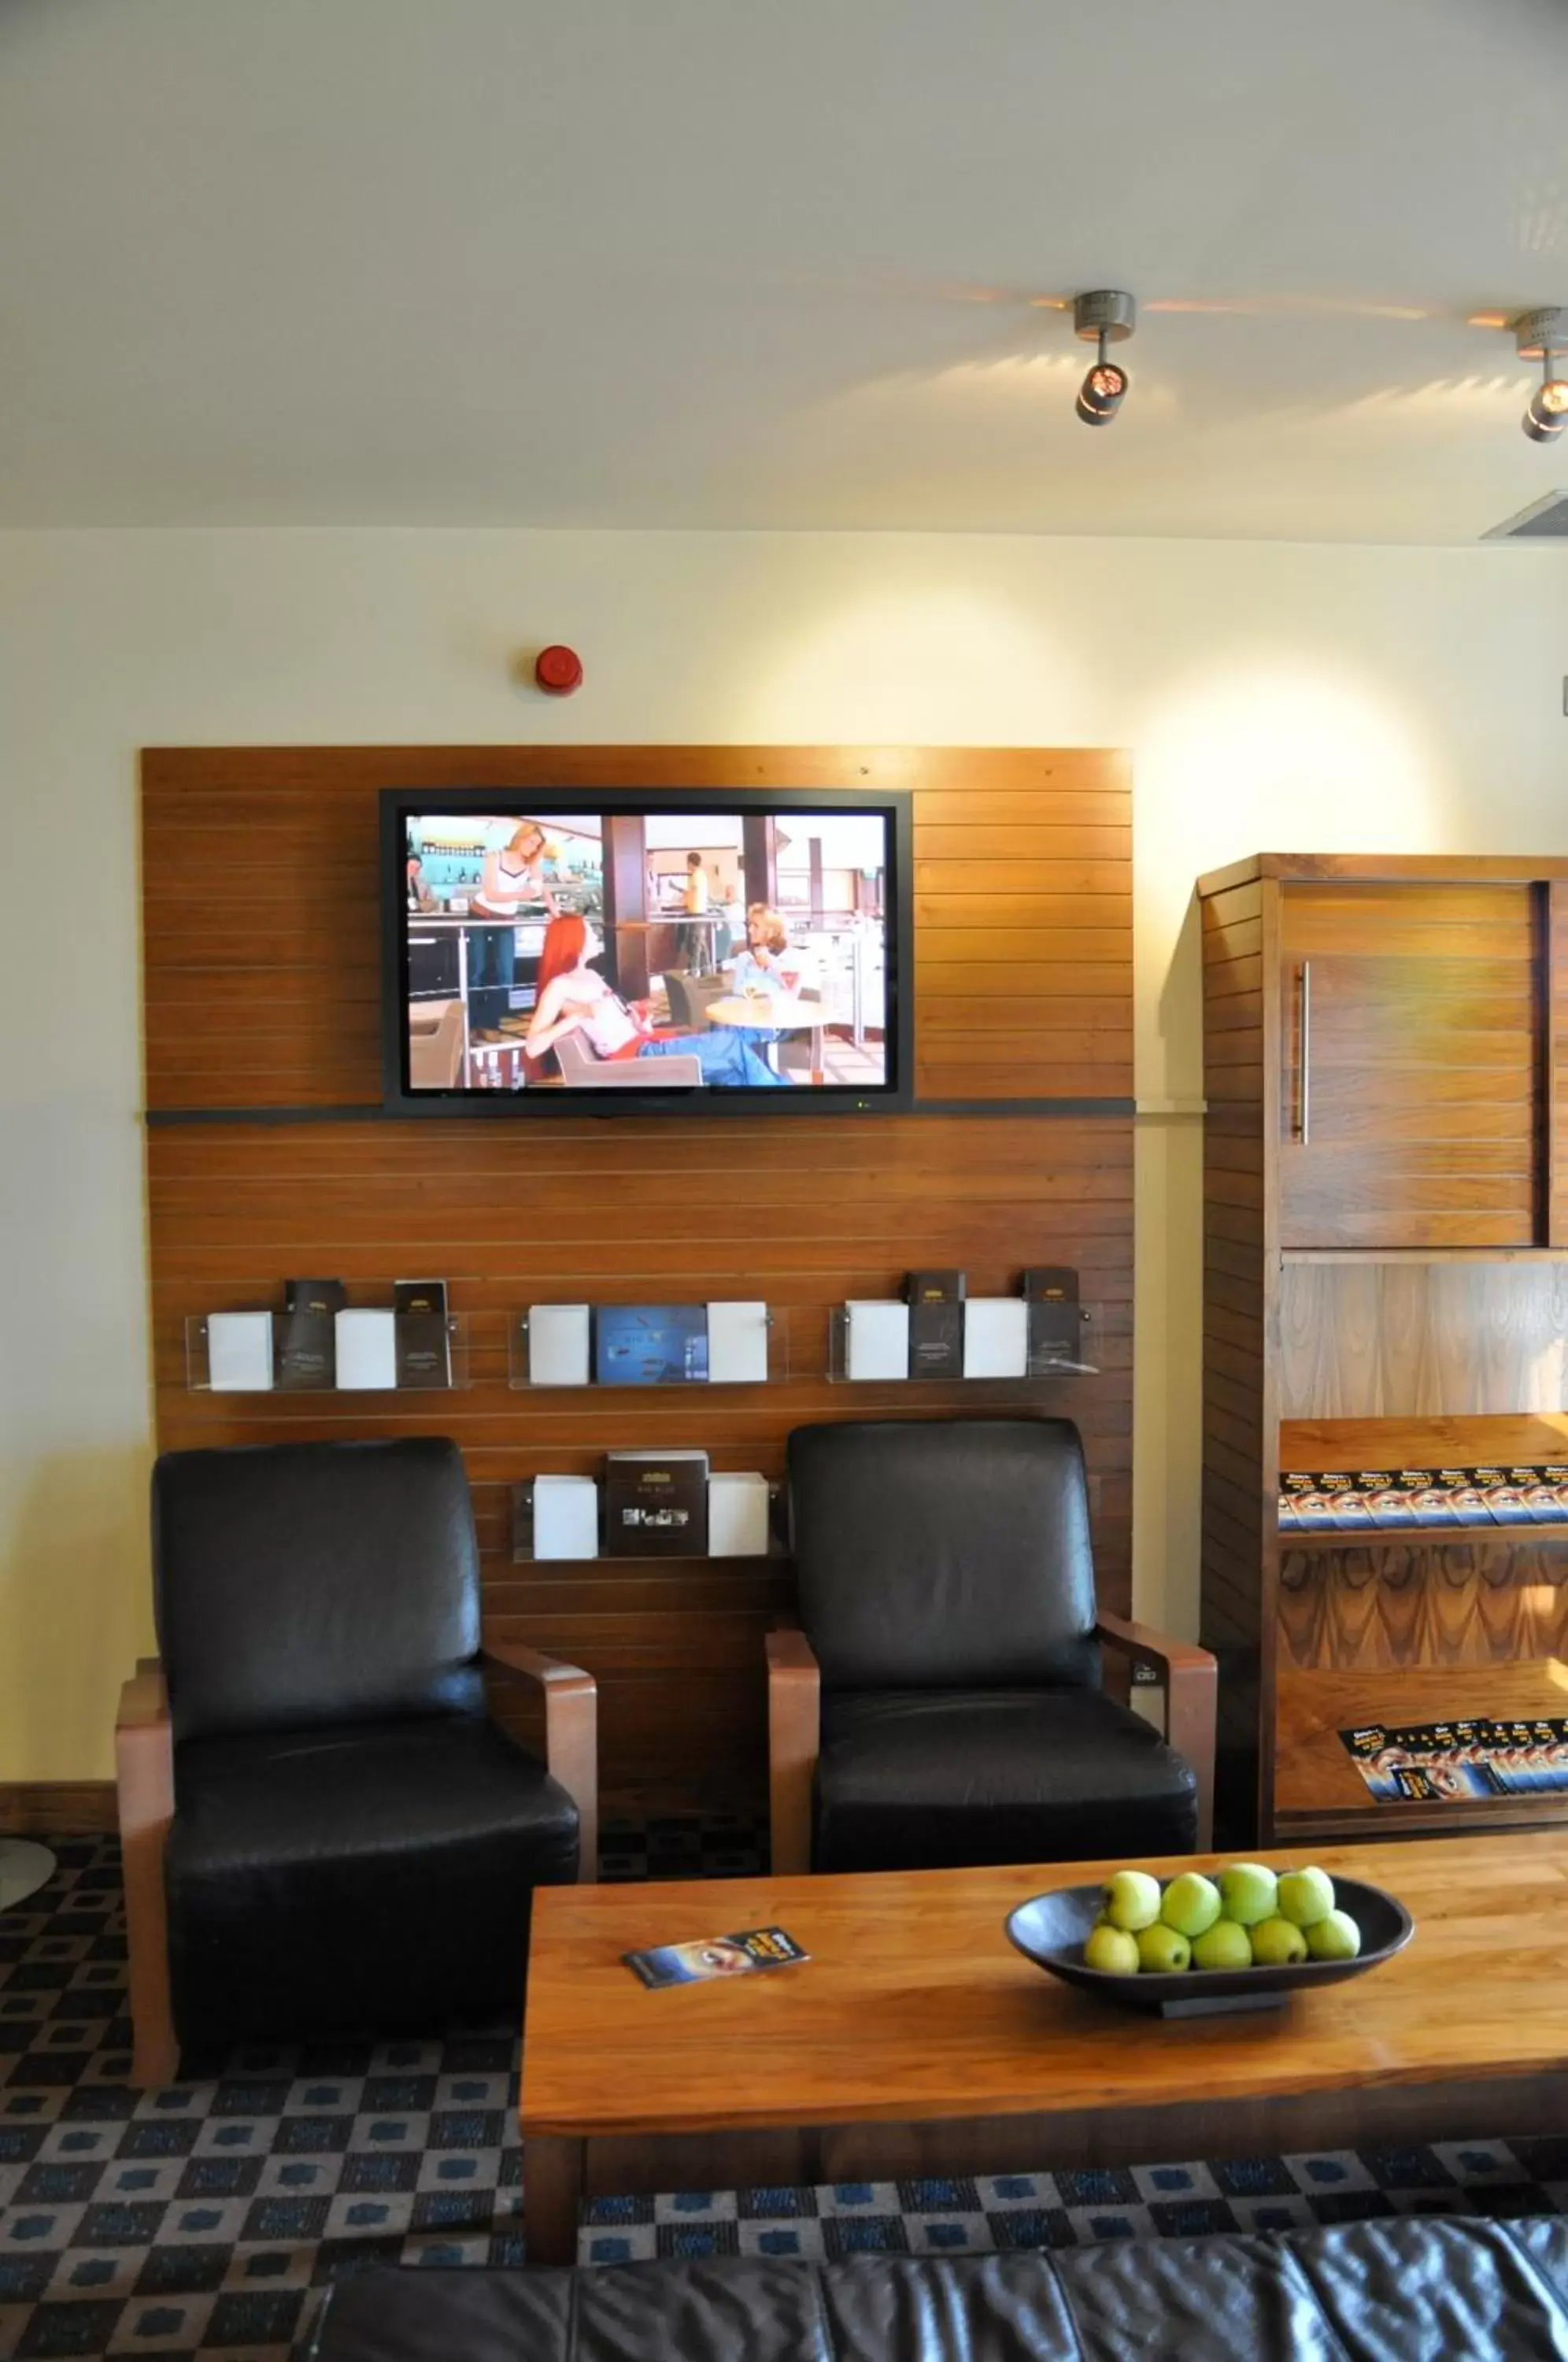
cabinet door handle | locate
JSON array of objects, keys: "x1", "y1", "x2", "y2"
[{"x1": 1298, "y1": 960, "x2": 1311, "y2": 1143}]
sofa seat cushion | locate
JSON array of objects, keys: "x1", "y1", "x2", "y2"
[
  {"x1": 167, "y1": 1715, "x2": 578, "y2": 2049},
  {"x1": 813, "y1": 1686, "x2": 1197, "y2": 1874}
]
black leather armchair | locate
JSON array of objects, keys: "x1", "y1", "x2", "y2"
[
  {"x1": 767, "y1": 1417, "x2": 1215, "y2": 1875},
  {"x1": 116, "y1": 1437, "x2": 597, "y2": 2086}
]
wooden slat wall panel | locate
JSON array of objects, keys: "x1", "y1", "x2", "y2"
[
  {"x1": 142, "y1": 746, "x2": 1134, "y2": 1813},
  {"x1": 143, "y1": 745, "x2": 1133, "y2": 1111}
]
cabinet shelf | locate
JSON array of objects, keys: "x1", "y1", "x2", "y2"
[
  {"x1": 1281, "y1": 1247, "x2": 1568, "y2": 1266},
  {"x1": 1274, "y1": 1661, "x2": 1568, "y2": 1838},
  {"x1": 1281, "y1": 1520, "x2": 1568, "y2": 1554},
  {"x1": 1280, "y1": 1412, "x2": 1568, "y2": 1472}
]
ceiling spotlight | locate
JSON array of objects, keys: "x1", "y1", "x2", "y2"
[
  {"x1": 1074, "y1": 291, "x2": 1136, "y2": 428},
  {"x1": 1512, "y1": 309, "x2": 1568, "y2": 442}
]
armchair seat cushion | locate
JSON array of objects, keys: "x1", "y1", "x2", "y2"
[
  {"x1": 813, "y1": 1686, "x2": 1198, "y2": 1875},
  {"x1": 167, "y1": 1715, "x2": 579, "y2": 2049}
]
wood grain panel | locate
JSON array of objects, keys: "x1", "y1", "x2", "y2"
[
  {"x1": 1278, "y1": 883, "x2": 1542, "y2": 1253},
  {"x1": 142, "y1": 747, "x2": 1134, "y2": 1812},
  {"x1": 1278, "y1": 1546, "x2": 1568, "y2": 1673},
  {"x1": 1278, "y1": 1263, "x2": 1568, "y2": 1422}
]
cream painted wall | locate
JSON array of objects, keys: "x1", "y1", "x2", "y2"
[{"x1": 2, "y1": 528, "x2": 1565, "y2": 1781}]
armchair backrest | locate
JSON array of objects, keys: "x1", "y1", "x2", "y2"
[
  {"x1": 153, "y1": 1437, "x2": 484, "y2": 1743},
  {"x1": 787, "y1": 1416, "x2": 1100, "y2": 1690}
]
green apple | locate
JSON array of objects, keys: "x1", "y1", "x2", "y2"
[
  {"x1": 1100, "y1": 1870, "x2": 1163, "y2": 1931},
  {"x1": 1135, "y1": 1922, "x2": 1192, "y2": 1975},
  {"x1": 1084, "y1": 1922, "x2": 1141, "y2": 1975},
  {"x1": 1304, "y1": 1908, "x2": 1361, "y2": 1961},
  {"x1": 1191, "y1": 1918, "x2": 1253, "y2": 1971},
  {"x1": 1248, "y1": 1915, "x2": 1308, "y2": 1966},
  {"x1": 1277, "y1": 1868, "x2": 1336, "y2": 1929},
  {"x1": 1159, "y1": 1871, "x2": 1222, "y2": 1939},
  {"x1": 1218, "y1": 1863, "x2": 1278, "y2": 1927}
]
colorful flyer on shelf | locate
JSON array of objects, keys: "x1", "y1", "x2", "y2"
[
  {"x1": 623, "y1": 1926, "x2": 809, "y2": 1989},
  {"x1": 1433, "y1": 1469, "x2": 1492, "y2": 1527},
  {"x1": 1508, "y1": 1468, "x2": 1566, "y2": 1524},
  {"x1": 1281, "y1": 1472, "x2": 1337, "y2": 1533},
  {"x1": 1321, "y1": 1473, "x2": 1376, "y2": 1532},
  {"x1": 1338, "y1": 1716, "x2": 1568, "y2": 1801},
  {"x1": 1358, "y1": 1472, "x2": 1417, "y2": 1530},
  {"x1": 1473, "y1": 1467, "x2": 1538, "y2": 1527},
  {"x1": 1396, "y1": 1469, "x2": 1457, "y2": 1527}
]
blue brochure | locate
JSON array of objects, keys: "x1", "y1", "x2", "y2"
[{"x1": 595, "y1": 1304, "x2": 710, "y2": 1386}]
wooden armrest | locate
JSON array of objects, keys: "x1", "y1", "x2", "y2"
[
  {"x1": 764, "y1": 1627, "x2": 821, "y2": 1677},
  {"x1": 482, "y1": 1642, "x2": 598, "y2": 1883},
  {"x1": 1095, "y1": 1612, "x2": 1215, "y2": 1678},
  {"x1": 115, "y1": 1660, "x2": 178, "y2": 2087},
  {"x1": 765, "y1": 1624, "x2": 820, "y2": 1875},
  {"x1": 117, "y1": 1660, "x2": 171, "y2": 1729},
  {"x1": 1096, "y1": 1614, "x2": 1217, "y2": 1851}
]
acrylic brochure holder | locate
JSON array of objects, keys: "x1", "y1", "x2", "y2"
[
  {"x1": 184, "y1": 1309, "x2": 472, "y2": 1392},
  {"x1": 509, "y1": 1301, "x2": 781, "y2": 1388},
  {"x1": 826, "y1": 1299, "x2": 1100, "y2": 1383},
  {"x1": 511, "y1": 1474, "x2": 785, "y2": 1562}
]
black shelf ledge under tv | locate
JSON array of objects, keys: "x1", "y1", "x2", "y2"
[{"x1": 144, "y1": 1094, "x2": 1137, "y2": 1126}]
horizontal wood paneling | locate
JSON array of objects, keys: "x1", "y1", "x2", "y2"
[{"x1": 142, "y1": 747, "x2": 1134, "y2": 1812}]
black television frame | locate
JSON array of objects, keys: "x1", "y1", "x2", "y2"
[{"x1": 379, "y1": 785, "x2": 915, "y2": 1118}]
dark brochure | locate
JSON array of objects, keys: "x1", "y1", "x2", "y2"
[
  {"x1": 394, "y1": 1279, "x2": 451, "y2": 1388},
  {"x1": 276, "y1": 1277, "x2": 345, "y2": 1390}
]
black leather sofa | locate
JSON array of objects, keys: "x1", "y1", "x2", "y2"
[{"x1": 305, "y1": 2217, "x2": 1568, "y2": 2360}]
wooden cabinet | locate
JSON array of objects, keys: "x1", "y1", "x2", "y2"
[
  {"x1": 1200, "y1": 854, "x2": 1568, "y2": 1850},
  {"x1": 1278, "y1": 881, "x2": 1542, "y2": 1251}
]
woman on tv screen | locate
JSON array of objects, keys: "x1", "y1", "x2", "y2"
[{"x1": 525, "y1": 914, "x2": 785, "y2": 1087}]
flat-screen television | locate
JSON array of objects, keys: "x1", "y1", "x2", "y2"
[{"x1": 379, "y1": 787, "x2": 912, "y2": 1115}]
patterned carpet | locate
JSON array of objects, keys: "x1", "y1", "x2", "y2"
[{"x1": 2, "y1": 1827, "x2": 1565, "y2": 2356}]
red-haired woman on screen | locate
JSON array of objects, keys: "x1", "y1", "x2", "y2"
[{"x1": 526, "y1": 915, "x2": 783, "y2": 1087}]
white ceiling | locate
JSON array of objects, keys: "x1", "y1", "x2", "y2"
[{"x1": 3, "y1": 0, "x2": 1568, "y2": 541}]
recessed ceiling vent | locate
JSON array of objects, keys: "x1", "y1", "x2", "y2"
[{"x1": 1482, "y1": 491, "x2": 1568, "y2": 539}]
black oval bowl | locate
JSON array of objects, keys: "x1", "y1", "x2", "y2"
[{"x1": 1005, "y1": 1877, "x2": 1415, "y2": 2017}]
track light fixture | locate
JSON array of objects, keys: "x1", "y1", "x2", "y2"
[
  {"x1": 1074, "y1": 291, "x2": 1136, "y2": 428},
  {"x1": 1513, "y1": 309, "x2": 1568, "y2": 442}
]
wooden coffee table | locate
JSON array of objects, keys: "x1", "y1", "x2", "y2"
[{"x1": 520, "y1": 1834, "x2": 1568, "y2": 2263}]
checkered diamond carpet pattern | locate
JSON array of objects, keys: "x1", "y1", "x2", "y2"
[{"x1": 2, "y1": 1827, "x2": 1565, "y2": 2356}]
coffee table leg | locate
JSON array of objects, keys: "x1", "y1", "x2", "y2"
[{"x1": 524, "y1": 2134, "x2": 584, "y2": 2267}]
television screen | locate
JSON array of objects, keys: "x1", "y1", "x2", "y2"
[{"x1": 380, "y1": 789, "x2": 911, "y2": 1114}]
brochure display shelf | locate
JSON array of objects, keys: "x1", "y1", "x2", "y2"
[
  {"x1": 184, "y1": 1311, "x2": 472, "y2": 1393},
  {"x1": 510, "y1": 1476, "x2": 786, "y2": 1564},
  {"x1": 508, "y1": 1304, "x2": 782, "y2": 1390},
  {"x1": 1274, "y1": 1411, "x2": 1568, "y2": 1838},
  {"x1": 826, "y1": 1301, "x2": 1099, "y2": 1384},
  {"x1": 1273, "y1": 1660, "x2": 1568, "y2": 1841},
  {"x1": 1277, "y1": 1413, "x2": 1568, "y2": 1552}
]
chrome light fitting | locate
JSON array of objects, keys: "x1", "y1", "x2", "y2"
[
  {"x1": 1513, "y1": 309, "x2": 1568, "y2": 442},
  {"x1": 1074, "y1": 290, "x2": 1136, "y2": 426}
]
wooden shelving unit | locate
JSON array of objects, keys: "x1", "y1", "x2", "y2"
[{"x1": 1199, "y1": 853, "x2": 1568, "y2": 1847}]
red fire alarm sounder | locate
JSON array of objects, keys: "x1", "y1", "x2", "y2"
[{"x1": 534, "y1": 645, "x2": 583, "y2": 695}]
